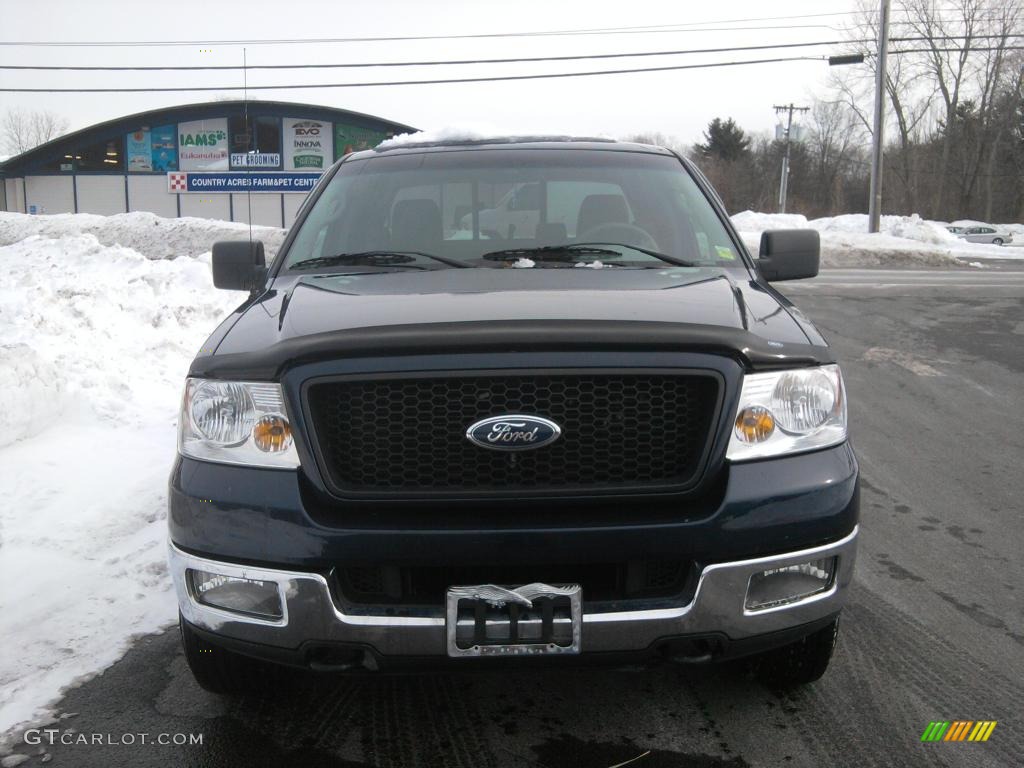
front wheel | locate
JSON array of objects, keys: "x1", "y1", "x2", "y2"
[
  {"x1": 993, "y1": 238, "x2": 1004, "y2": 246},
  {"x1": 179, "y1": 614, "x2": 276, "y2": 695},
  {"x1": 753, "y1": 617, "x2": 840, "y2": 687}
]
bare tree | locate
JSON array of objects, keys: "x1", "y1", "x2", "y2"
[
  {"x1": 830, "y1": 0, "x2": 934, "y2": 213},
  {"x1": 901, "y1": 0, "x2": 1023, "y2": 213},
  {"x1": 807, "y1": 100, "x2": 868, "y2": 214},
  {"x1": 2, "y1": 108, "x2": 70, "y2": 155},
  {"x1": 822, "y1": 0, "x2": 1024, "y2": 219},
  {"x1": 621, "y1": 131, "x2": 689, "y2": 155}
]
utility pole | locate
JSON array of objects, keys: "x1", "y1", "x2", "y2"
[
  {"x1": 773, "y1": 103, "x2": 809, "y2": 214},
  {"x1": 868, "y1": 0, "x2": 891, "y2": 233}
]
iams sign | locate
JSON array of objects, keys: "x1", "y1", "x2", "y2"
[{"x1": 180, "y1": 131, "x2": 227, "y2": 147}]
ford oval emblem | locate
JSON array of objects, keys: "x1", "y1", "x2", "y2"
[{"x1": 465, "y1": 414, "x2": 562, "y2": 452}]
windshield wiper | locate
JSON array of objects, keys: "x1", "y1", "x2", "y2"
[
  {"x1": 290, "y1": 250, "x2": 469, "y2": 270},
  {"x1": 482, "y1": 245, "x2": 622, "y2": 263},
  {"x1": 481, "y1": 243, "x2": 698, "y2": 267},
  {"x1": 570, "y1": 242, "x2": 699, "y2": 267}
]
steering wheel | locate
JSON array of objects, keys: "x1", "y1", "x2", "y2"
[{"x1": 577, "y1": 222, "x2": 660, "y2": 252}]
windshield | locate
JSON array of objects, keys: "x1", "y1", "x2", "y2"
[{"x1": 281, "y1": 148, "x2": 748, "y2": 272}]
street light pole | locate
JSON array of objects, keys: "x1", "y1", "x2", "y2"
[{"x1": 868, "y1": 0, "x2": 891, "y2": 233}]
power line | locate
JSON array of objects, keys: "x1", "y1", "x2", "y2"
[
  {"x1": 891, "y1": 46, "x2": 1024, "y2": 53},
  {"x1": 0, "y1": 35, "x2": 1017, "y2": 73},
  {"x1": 0, "y1": 54, "x2": 825, "y2": 93},
  {"x1": 0, "y1": 25, "x2": 858, "y2": 47},
  {"x1": 0, "y1": 40, "x2": 866, "y2": 70},
  {"x1": 0, "y1": 6, "x2": 1009, "y2": 48},
  {"x1": 0, "y1": 12, "x2": 871, "y2": 48}
]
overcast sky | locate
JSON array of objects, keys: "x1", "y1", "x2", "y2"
[{"x1": 1, "y1": 0, "x2": 870, "y2": 145}]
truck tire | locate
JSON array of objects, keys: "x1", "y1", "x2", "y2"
[
  {"x1": 754, "y1": 617, "x2": 839, "y2": 687},
  {"x1": 179, "y1": 614, "x2": 273, "y2": 695}
]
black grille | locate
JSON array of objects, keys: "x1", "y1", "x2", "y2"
[
  {"x1": 305, "y1": 372, "x2": 720, "y2": 494},
  {"x1": 338, "y1": 561, "x2": 694, "y2": 606}
]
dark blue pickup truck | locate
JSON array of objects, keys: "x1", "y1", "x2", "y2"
[{"x1": 168, "y1": 137, "x2": 858, "y2": 693}]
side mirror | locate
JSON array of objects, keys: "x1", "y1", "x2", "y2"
[
  {"x1": 757, "y1": 229, "x2": 820, "y2": 282},
  {"x1": 212, "y1": 240, "x2": 266, "y2": 291}
]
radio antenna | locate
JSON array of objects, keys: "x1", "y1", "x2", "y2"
[{"x1": 243, "y1": 46, "x2": 253, "y2": 246}]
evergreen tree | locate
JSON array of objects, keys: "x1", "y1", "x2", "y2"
[{"x1": 696, "y1": 118, "x2": 752, "y2": 162}]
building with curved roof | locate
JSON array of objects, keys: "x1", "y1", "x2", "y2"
[{"x1": 0, "y1": 100, "x2": 414, "y2": 226}]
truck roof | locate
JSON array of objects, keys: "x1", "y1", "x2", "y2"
[{"x1": 355, "y1": 134, "x2": 676, "y2": 159}]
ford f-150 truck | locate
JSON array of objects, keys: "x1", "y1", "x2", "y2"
[{"x1": 169, "y1": 137, "x2": 858, "y2": 693}]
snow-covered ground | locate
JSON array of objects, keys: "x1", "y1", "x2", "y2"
[
  {"x1": 0, "y1": 211, "x2": 286, "y2": 261},
  {"x1": 0, "y1": 217, "x2": 250, "y2": 734},
  {"x1": 0, "y1": 206, "x2": 1021, "y2": 736},
  {"x1": 730, "y1": 211, "x2": 1022, "y2": 267}
]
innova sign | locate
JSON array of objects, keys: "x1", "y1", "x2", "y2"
[{"x1": 283, "y1": 118, "x2": 333, "y2": 171}]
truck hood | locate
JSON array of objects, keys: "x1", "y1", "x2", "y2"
[{"x1": 193, "y1": 268, "x2": 832, "y2": 378}]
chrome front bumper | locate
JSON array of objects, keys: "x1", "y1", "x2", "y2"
[{"x1": 169, "y1": 526, "x2": 858, "y2": 658}]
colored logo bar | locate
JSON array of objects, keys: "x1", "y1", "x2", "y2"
[{"x1": 921, "y1": 721, "x2": 997, "y2": 742}]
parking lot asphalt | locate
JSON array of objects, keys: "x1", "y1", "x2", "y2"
[{"x1": 4, "y1": 265, "x2": 1023, "y2": 768}]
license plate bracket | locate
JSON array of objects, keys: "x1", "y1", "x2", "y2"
[{"x1": 445, "y1": 583, "x2": 582, "y2": 657}]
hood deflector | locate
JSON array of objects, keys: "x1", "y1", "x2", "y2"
[{"x1": 189, "y1": 319, "x2": 835, "y2": 380}]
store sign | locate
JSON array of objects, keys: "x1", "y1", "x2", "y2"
[
  {"x1": 334, "y1": 122, "x2": 391, "y2": 159},
  {"x1": 126, "y1": 130, "x2": 153, "y2": 172},
  {"x1": 230, "y1": 152, "x2": 281, "y2": 168},
  {"x1": 167, "y1": 171, "x2": 321, "y2": 193},
  {"x1": 178, "y1": 119, "x2": 229, "y2": 171},
  {"x1": 283, "y1": 118, "x2": 332, "y2": 171},
  {"x1": 151, "y1": 124, "x2": 177, "y2": 172}
]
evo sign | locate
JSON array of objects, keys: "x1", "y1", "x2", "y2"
[
  {"x1": 167, "y1": 171, "x2": 321, "y2": 193},
  {"x1": 283, "y1": 118, "x2": 333, "y2": 171}
]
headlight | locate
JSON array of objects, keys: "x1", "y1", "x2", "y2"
[
  {"x1": 727, "y1": 364, "x2": 847, "y2": 461},
  {"x1": 178, "y1": 379, "x2": 300, "y2": 468}
]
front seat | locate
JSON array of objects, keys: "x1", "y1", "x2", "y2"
[
  {"x1": 576, "y1": 194, "x2": 629, "y2": 238},
  {"x1": 534, "y1": 222, "x2": 568, "y2": 246},
  {"x1": 391, "y1": 199, "x2": 443, "y2": 253}
]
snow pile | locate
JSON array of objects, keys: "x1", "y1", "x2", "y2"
[
  {"x1": 728, "y1": 211, "x2": 810, "y2": 233},
  {"x1": 730, "y1": 211, "x2": 1021, "y2": 266},
  {"x1": 0, "y1": 215, "x2": 240, "y2": 733},
  {"x1": 0, "y1": 211, "x2": 286, "y2": 261},
  {"x1": 0, "y1": 345, "x2": 68, "y2": 449}
]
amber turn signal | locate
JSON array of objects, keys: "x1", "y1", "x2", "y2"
[
  {"x1": 252, "y1": 415, "x2": 293, "y2": 453},
  {"x1": 734, "y1": 406, "x2": 775, "y2": 443}
]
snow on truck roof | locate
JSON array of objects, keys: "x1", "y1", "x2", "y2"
[{"x1": 374, "y1": 127, "x2": 668, "y2": 153}]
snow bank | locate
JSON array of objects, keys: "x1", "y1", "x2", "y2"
[
  {"x1": 728, "y1": 211, "x2": 810, "y2": 233},
  {"x1": 0, "y1": 217, "x2": 240, "y2": 734},
  {"x1": 0, "y1": 345, "x2": 68, "y2": 448},
  {"x1": 0, "y1": 211, "x2": 286, "y2": 261},
  {"x1": 730, "y1": 211, "x2": 1021, "y2": 266}
]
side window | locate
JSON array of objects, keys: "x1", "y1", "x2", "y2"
[{"x1": 509, "y1": 183, "x2": 541, "y2": 212}]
